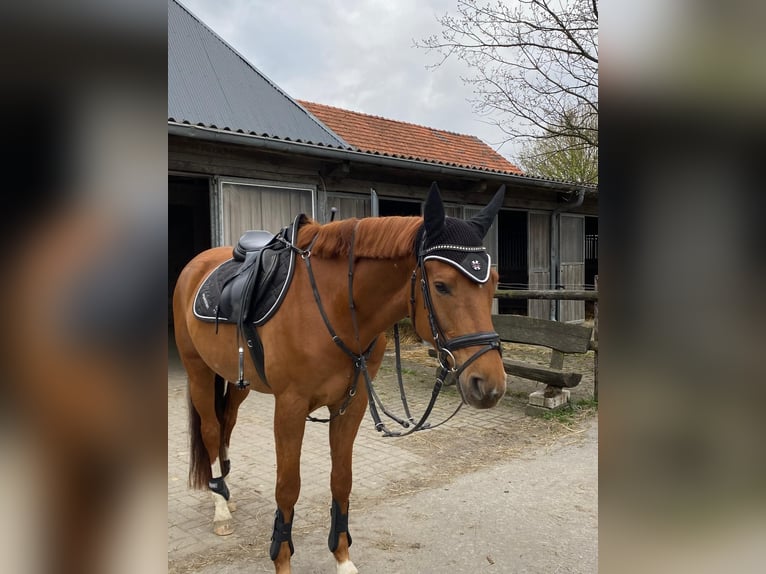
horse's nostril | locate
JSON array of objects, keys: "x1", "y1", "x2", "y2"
[{"x1": 470, "y1": 375, "x2": 484, "y2": 399}]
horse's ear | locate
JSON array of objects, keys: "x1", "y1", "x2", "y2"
[
  {"x1": 469, "y1": 185, "x2": 506, "y2": 239},
  {"x1": 423, "y1": 182, "x2": 445, "y2": 237}
]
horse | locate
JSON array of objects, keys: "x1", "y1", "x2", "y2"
[{"x1": 172, "y1": 182, "x2": 508, "y2": 574}]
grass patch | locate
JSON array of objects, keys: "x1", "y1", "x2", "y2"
[
  {"x1": 541, "y1": 397, "x2": 598, "y2": 424},
  {"x1": 574, "y1": 397, "x2": 598, "y2": 410}
]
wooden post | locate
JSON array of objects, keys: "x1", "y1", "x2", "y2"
[{"x1": 593, "y1": 275, "x2": 599, "y2": 402}]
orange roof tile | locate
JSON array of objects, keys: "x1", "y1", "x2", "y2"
[{"x1": 298, "y1": 101, "x2": 522, "y2": 175}]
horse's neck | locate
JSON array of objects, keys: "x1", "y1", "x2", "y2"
[{"x1": 351, "y1": 256, "x2": 415, "y2": 337}]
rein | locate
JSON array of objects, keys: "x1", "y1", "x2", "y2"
[
  {"x1": 293, "y1": 223, "x2": 376, "y2": 423},
  {"x1": 285, "y1": 222, "x2": 501, "y2": 436}
]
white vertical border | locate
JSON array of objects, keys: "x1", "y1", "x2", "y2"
[{"x1": 209, "y1": 176, "x2": 224, "y2": 247}]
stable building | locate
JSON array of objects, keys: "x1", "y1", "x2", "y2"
[{"x1": 168, "y1": 0, "x2": 598, "y2": 323}]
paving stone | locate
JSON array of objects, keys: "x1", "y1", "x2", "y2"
[{"x1": 168, "y1": 340, "x2": 593, "y2": 569}]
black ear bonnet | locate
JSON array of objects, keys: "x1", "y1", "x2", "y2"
[
  {"x1": 417, "y1": 217, "x2": 493, "y2": 283},
  {"x1": 416, "y1": 182, "x2": 506, "y2": 284}
]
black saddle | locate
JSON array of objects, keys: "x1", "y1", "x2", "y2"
[{"x1": 193, "y1": 213, "x2": 307, "y2": 385}]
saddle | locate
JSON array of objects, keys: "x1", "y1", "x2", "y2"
[{"x1": 193, "y1": 213, "x2": 307, "y2": 386}]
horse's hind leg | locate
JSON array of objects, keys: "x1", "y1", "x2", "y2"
[
  {"x1": 327, "y1": 387, "x2": 369, "y2": 574},
  {"x1": 187, "y1": 364, "x2": 235, "y2": 536},
  {"x1": 220, "y1": 382, "x2": 250, "y2": 512}
]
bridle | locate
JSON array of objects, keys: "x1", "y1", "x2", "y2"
[
  {"x1": 297, "y1": 223, "x2": 502, "y2": 437},
  {"x1": 405, "y1": 232, "x2": 503, "y2": 415}
]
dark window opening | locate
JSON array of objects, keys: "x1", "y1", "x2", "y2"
[
  {"x1": 378, "y1": 198, "x2": 422, "y2": 217},
  {"x1": 169, "y1": 175, "x2": 211, "y2": 324},
  {"x1": 584, "y1": 216, "x2": 598, "y2": 319},
  {"x1": 585, "y1": 216, "x2": 598, "y2": 290},
  {"x1": 497, "y1": 210, "x2": 528, "y2": 315}
]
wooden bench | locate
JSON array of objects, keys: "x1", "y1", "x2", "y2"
[
  {"x1": 493, "y1": 314, "x2": 594, "y2": 385},
  {"x1": 429, "y1": 314, "x2": 595, "y2": 412},
  {"x1": 492, "y1": 314, "x2": 595, "y2": 414}
]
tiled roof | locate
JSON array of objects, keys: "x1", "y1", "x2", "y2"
[{"x1": 298, "y1": 101, "x2": 523, "y2": 175}]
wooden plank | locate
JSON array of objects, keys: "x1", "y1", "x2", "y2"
[
  {"x1": 502, "y1": 359, "x2": 582, "y2": 388},
  {"x1": 559, "y1": 263, "x2": 585, "y2": 322},
  {"x1": 527, "y1": 271, "x2": 551, "y2": 319},
  {"x1": 492, "y1": 314, "x2": 593, "y2": 353},
  {"x1": 528, "y1": 212, "x2": 551, "y2": 320},
  {"x1": 427, "y1": 348, "x2": 583, "y2": 388},
  {"x1": 528, "y1": 212, "x2": 550, "y2": 269},
  {"x1": 495, "y1": 290, "x2": 598, "y2": 301},
  {"x1": 550, "y1": 349, "x2": 564, "y2": 370}
]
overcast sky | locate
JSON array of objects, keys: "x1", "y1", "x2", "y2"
[{"x1": 179, "y1": 0, "x2": 521, "y2": 163}]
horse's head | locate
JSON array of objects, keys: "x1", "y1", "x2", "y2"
[{"x1": 411, "y1": 182, "x2": 507, "y2": 409}]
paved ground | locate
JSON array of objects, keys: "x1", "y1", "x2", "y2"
[{"x1": 168, "y1": 337, "x2": 598, "y2": 574}]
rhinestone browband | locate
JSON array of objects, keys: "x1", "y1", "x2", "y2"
[{"x1": 422, "y1": 244, "x2": 487, "y2": 254}]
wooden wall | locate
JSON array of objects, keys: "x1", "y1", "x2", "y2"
[
  {"x1": 559, "y1": 214, "x2": 585, "y2": 322},
  {"x1": 528, "y1": 212, "x2": 551, "y2": 319},
  {"x1": 169, "y1": 135, "x2": 597, "y2": 322},
  {"x1": 168, "y1": 137, "x2": 597, "y2": 215}
]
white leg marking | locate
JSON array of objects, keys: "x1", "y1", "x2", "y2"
[
  {"x1": 211, "y1": 491, "x2": 232, "y2": 522},
  {"x1": 336, "y1": 560, "x2": 358, "y2": 574},
  {"x1": 211, "y1": 457, "x2": 222, "y2": 478},
  {"x1": 210, "y1": 458, "x2": 231, "y2": 524}
]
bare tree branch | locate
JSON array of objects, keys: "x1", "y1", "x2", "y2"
[
  {"x1": 533, "y1": 0, "x2": 598, "y2": 63},
  {"x1": 415, "y1": 0, "x2": 599, "y2": 165}
]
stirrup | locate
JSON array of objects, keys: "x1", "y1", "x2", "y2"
[{"x1": 236, "y1": 346, "x2": 249, "y2": 389}]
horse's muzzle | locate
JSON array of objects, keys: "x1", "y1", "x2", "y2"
[{"x1": 460, "y1": 370, "x2": 507, "y2": 409}]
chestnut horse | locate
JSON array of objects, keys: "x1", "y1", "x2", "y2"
[{"x1": 172, "y1": 182, "x2": 507, "y2": 573}]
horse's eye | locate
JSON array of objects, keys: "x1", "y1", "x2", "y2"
[{"x1": 434, "y1": 281, "x2": 450, "y2": 295}]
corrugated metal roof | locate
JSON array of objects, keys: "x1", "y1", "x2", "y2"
[{"x1": 167, "y1": 0, "x2": 346, "y2": 147}]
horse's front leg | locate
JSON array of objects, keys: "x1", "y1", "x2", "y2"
[
  {"x1": 328, "y1": 384, "x2": 369, "y2": 574},
  {"x1": 271, "y1": 395, "x2": 308, "y2": 574}
]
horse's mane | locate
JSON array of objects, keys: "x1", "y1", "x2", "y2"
[{"x1": 297, "y1": 216, "x2": 423, "y2": 260}]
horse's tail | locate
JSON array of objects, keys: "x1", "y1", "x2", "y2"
[
  {"x1": 188, "y1": 373, "x2": 228, "y2": 489},
  {"x1": 214, "y1": 375, "x2": 229, "y2": 470}
]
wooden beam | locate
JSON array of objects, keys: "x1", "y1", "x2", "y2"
[
  {"x1": 495, "y1": 289, "x2": 598, "y2": 301},
  {"x1": 492, "y1": 314, "x2": 593, "y2": 353},
  {"x1": 502, "y1": 359, "x2": 582, "y2": 388}
]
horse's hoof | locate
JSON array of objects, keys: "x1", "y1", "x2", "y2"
[
  {"x1": 213, "y1": 520, "x2": 234, "y2": 536},
  {"x1": 337, "y1": 560, "x2": 358, "y2": 574},
  {"x1": 227, "y1": 500, "x2": 237, "y2": 512}
]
